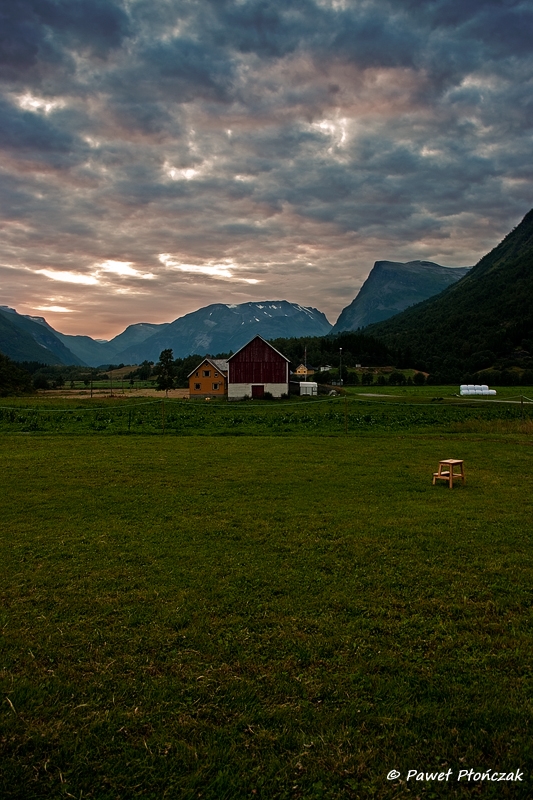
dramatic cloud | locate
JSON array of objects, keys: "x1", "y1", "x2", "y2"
[{"x1": 1, "y1": 0, "x2": 531, "y2": 338}]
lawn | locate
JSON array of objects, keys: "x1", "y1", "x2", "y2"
[{"x1": 1, "y1": 413, "x2": 533, "y2": 798}]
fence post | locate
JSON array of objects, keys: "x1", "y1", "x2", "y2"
[{"x1": 344, "y1": 394, "x2": 348, "y2": 434}]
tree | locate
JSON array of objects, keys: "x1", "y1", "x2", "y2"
[
  {"x1": 314, "y1": 370, "x2": 331, "y2": 384},
  {"x1": 388, "y1": 371, "x2": 407, "y2": 386},
  {"x1": 0, "y1": 353, "x2": 33, "y2": 396},
  {"x1": 156, "y1": 349, "x2": 175, "y2": 395},
  {"x1": 346, "y1": 370, "x2": 359, "y2": 385},
  {"x1": 33, "y1": 373, "x2": 50, "y2": 390},
  {"x1": 137, "y1": 360, "x2": 153, "y2": 381}
]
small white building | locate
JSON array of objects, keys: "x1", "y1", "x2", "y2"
[{"x1": 300, "y1": 381, "x2": 318, "y2": 396}]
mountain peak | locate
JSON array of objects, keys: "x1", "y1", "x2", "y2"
[
  {"x1": 112, "y1": 301, "x2": 332, "y2": 364},
  {"x1": 332, "y1": 260, "x2": 472, "y2": 333}
]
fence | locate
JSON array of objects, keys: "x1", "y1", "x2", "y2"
[{"x1": 1, "y1": 395, "x2": 532, "y2": 436}]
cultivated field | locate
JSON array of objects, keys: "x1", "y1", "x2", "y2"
[{"x1": 1, "y1": 392, "x2": 532, "y2": 799}]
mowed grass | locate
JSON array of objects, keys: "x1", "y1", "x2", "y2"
[{"x1": 1, "y1": 433, "x2": 533, "y2": 799}]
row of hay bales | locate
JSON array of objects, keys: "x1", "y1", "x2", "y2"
[{"x1": 460, "y1": 384, "x2": 497, "y2": 395}]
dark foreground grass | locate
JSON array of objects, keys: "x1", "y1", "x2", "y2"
[{"x1": 1, "y1": 434, "x2": 533, "y2": 799}]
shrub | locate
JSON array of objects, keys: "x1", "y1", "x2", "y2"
[
  {"x1": 388, "y1": 371, "x2": 407, "y2": 386},
  {"x1": 500, "y1": 369, "x2": 520, "y2": 386},
  {"x1": 33, "y1": 374, "x2": 50, "y2": 390}
]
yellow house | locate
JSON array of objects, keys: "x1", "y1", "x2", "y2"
[
  {"x1": 188, "y1": 358, "x2": 228, "y2": 398},
  {"x1": 294, "y1": 363, "x2": 315, "y2": 377}
]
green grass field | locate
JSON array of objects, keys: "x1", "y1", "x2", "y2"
[
  {"x1": 0, "y1": 388, "x2": 532, "y2": 437},
  {"x1": 1, "y1": 395, "x2": 533, "y2": 798}
]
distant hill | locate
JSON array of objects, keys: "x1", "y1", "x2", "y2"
[
  {"x1": 53, "y1": 322, "x2": 167, "y2": 366},
  {"x1": 113, "y1": 302, "x2": 333, "y2": 363},
  {"x1": 332, "y1": 260, "x2": 471, "y2": 333},
  {"x1": 365, "y1": 209, "x2": 533, "y2": 379},
  {"x1": 0, "y1": 308, "x2": 75, "y2": 365},
  {"x1": 105, "y1": 322, "x2": 167, "y2": 357}
]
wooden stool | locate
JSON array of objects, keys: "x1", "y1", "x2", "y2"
[{"x1": 433, "y1": 459, "x2": 465, "y2": 489}]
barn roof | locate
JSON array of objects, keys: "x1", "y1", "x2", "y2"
[
  {"x1": 187, "y1": 357, "x2": 229, "y2": 379},
  {"x1": 227, "y1": 335, "x2": 290, "y2": 362}
]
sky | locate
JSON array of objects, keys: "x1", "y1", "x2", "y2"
[{"x1": 1, "y1": 0, "x2": 532, "y2": 340}]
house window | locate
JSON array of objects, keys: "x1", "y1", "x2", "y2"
[
  {"x1": 212, "y1": 383, "x2": 220, "y2": 390},
  {"x1": 194, "y1": 383, "x2": 201, "y2": 390},
  {"x1": 203, "y1": 370, "x2": 210, "y2": 377}
]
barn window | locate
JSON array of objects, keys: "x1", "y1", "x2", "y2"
[
  {"x1": 214, "y1": 372, "x2": 219, "y2": 377},
  {"x1": 203, "y1": 370, "x2": 210, "y2": 377},
  {"x1": 194, "y1": 383, "x2": 201, "y2": 390},
  {"x1": 212, "y1": 383, "x2": 219, "y2": 390},
  {"x1": 195, "y1": 372, "x2": 199, "y2": 377}
]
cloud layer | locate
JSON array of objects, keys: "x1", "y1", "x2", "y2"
[{"x1": 1, "y1": 0, "x2": 532, "y2": 337}]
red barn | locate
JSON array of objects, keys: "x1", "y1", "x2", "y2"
[{"x1": 227, "y1": 335, "x2": 289, "y2": 399}]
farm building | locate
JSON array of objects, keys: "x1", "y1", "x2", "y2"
[
  {"x1": 188, "y1": 358, "x2": 228, "y2": 398},
  {"x1": 294, "y1": 363, "x2": 316, "y2": 378},
  {"x1": 227, "y1": 336, "x2": 290, "y2": 399}
]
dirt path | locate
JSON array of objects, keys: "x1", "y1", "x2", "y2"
[{"x1": 40, "y1": 388, "x2": 190, "y2": 400}]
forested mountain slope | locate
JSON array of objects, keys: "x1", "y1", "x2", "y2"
[{"x1": 365, "y1": 210, "x2": 533, "y2": 378}]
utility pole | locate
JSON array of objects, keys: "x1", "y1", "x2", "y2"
[{"x1": 339, "y1": 347, "x2": 343, "y2": 386}]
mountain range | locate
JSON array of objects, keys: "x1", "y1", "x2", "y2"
[
  {"x1": 0, "y1": 302, "x2": 332, "y2": 367},
  {"x1": 1, "y1": 214, "x2": 530, "y2": 372}
]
